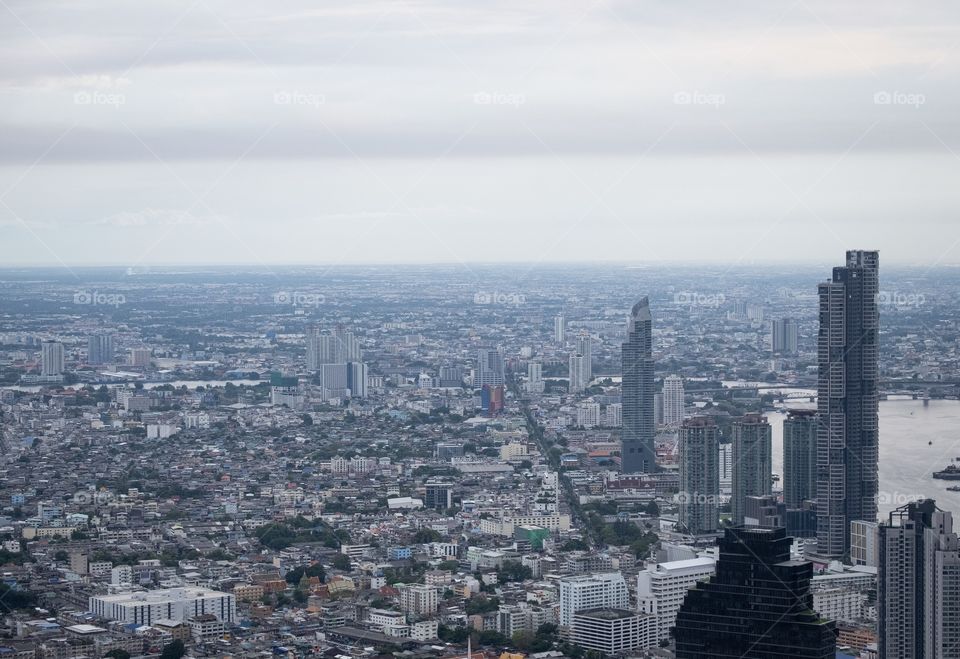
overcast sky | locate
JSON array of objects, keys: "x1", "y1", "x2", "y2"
[{"x1": 2, "y1": 0, "x2": 959, "y2": 267}]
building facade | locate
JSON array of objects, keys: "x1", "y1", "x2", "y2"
[
  {"x1": 817, "y1": 250, "x2": 880, "y2": 557},
  {"x1": 674, "y1": 527, "x2": 837, "y2": 658},
  {"x1": 621, "y1": 297, "x2": 657, "y2": 473},
  {"x1": 731, "y1": 414, "x2": 772, "y2": 525},
  {"x1": 678, "y1": 417, "x2": 719, "y2": 535}
]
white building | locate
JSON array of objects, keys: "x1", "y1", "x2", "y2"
[
  {"x1": 558, "y1": 572, "x2": 629, "y2": 628},
  {"x1": 718, "y1": 442, "x2": 733, "y2": 495},
  {"x1": 89, "y1": 588, "x2": 237, "y2": 625},
  {"x1": 526, "y1": 362, "x2": 544, "y2": 394},
  {"x1": 41, "y1": 340, "x2": 64, "y2": 377},
  {"x1": 850, "y1": 520, "x2": 878, "y2": 567},
  {"x1": 571, "y1": 608, "x2": 657, "y2": 655},
  {"x1": 397, "y1": 583, "x2": 438, "y2": 617},
  {"x1": 637, "y1": 557, "x2": 716, "y2": 640},
  {"x1": 568, "y1": 353, "x2": 588, "y2": 393},
  {"x1": 662, "y1": 375, "x2": 685, "y2": 426},
  {"x1": 577, "y1": 403, "x2": 601, "y2": 429},
  {"x1": 555, "y1": 314, "x2": 566, "y2": 343},
  {"x1": 604, "y1": 403, "x2": 622, "y2": 428}
]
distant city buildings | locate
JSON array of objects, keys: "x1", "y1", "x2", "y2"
[
  {"x1": 817, "y1": 250, "x2": 880, "y2": 557},
  {"x1": 621, "y1": 297, "x2": 656, "y2": 473},
  {"x1": 89, "y1": 588, "x2": 237, "y2": 625}
]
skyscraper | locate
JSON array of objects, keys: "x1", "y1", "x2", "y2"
[
  {"x1": 475, "y1": 348, "x2": 505, "y2": 387},
  {"x1": 878, "y1": 499, "x2": 960, "y2": 659},
  {"x1": 662, "y1": 375, "x2": 684, "y2": 426},
  {"x1": 817, "y1": 250, "x2": 879, "y2": 557},
  {"x1": 731, "y1": 414, "x2": 772, "y2": 526},
  {"x1": 576, "y1": 331, "x2": 592, "y2": 383},
  {"x1": 526, "y1": 362, "x2": 544, "y2": 393},
  {"x1": 674, "y1": 527, "x2": 837, "y2": 658},
  {"x1": 568, "y1": 352, "x2": 587, "y2": 393},
  {"x1": 771, "y1": 317, "x2": 799, "y2": 354},
  {"x1": 554, "y1": 313, "x2": 566, "y2": 343},
  {"x1": 41, "y1": 340, "x2": 64, "y2": 377},
  {"x1": 783, "y1": 409, "x2": 817, "y2": 510},
  {"x1": 347, "y1": 361, "x2": 368, "y2": 398},
  {"x1": 87, "y1": 333, "x2": 114, "y2": 365},
  {"x1": 678, "y1": 417, "x2": 718, "y2": 535},
  {"x1": 622, "y1": 297, "x2": 656, "y2": 473}
]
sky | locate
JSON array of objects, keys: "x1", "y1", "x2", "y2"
[{"x1": 1, "y1": 0, "x2": 959, "y2": 268}]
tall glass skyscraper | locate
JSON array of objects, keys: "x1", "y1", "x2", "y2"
[
  {"x1": 621, "y1": 297, "x2": 656, "y2": 473},
  {"x1": 816, "y1": 250, "x2": 879, "y2": 558},
  {"x1": 674, "y1": 527, "x2": 837, "y2": 658}
]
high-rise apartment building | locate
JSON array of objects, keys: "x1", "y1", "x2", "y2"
[
  {"x1": 476, "y1": 348, "x2": 505, "y2": 387},
  {"x1": 637, "y1": 557, "x2": 715, "y2": 640},
  {"x1": 558, "y1": 572, "x2": 629, "y2": 628},
  {"x1": 817, "y1": 250, "x2": 879, "y2": 557},
  {"x1": 783, "y1": 409, "x2": 817, "y2": 509},
  {"x1": 731, "y1": 414, "x2": 772, "y2": 525},
  {"x1": 771, "y1": 317, "x2": 799, "y2": 354},
  {"x1": 878, "y1": 499, "x2": 960, "y2": 658},
  {"x1": 87, "y1": 333, "x2": 114, "y2": 365},
  {"x1": 576, "y1": 331, "x2": 592, "y2": 383},
  {"x1": 41, "y1": 340, "x2": 64, "y2": 376},
  {"x1": 526, "y1": 361, "x2": 544, "y2": 393},
  {"x1": 568, "y1": 353, "x2": 587, "y2": 393},
  {"x1": 346, "y1": 361, "x2": 368, "y2": 398},
  {"x1": 662, "y1": 375, "x2": 684, "y2": 426},
  {"x1": 622, "y1": 297, "x2": 656, "y2": 473},
  {"x1": 678, "y1": 417, "x2": 719, "y2": 535},
  {"x1": 554, "y1": 314, "x2": 566, "y2": 343},
  {"x1": 674, "y1": 527, "x2": 837, "y2": 658}
]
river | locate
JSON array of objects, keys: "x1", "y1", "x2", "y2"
[{"x1": 767, "y1": 399, "x2": 960, "y2": 517}]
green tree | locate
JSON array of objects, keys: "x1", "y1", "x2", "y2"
[
  {"x1": 332, "y1": 554, "x2": 351, "y2": 571},
  {"x1": 104, "y1": 650, "x2": 131, "y2": 659},
  {"x1": 159, "y1": 640, "x2": 185, "y2": 659}
]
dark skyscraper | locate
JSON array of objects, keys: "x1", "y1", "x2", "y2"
[
  {"x1": 621, "y1": 297, "x2": 656, "y2": 473},
  {"x1": 783, "y1": 409, "x2": 817, "y2": 510},
  {"x1": 674, "y1": 526, "x2": 837, "y2": 658},
  {"x1": 816, "y1": 250, "x2": 879, "y2": 558},
  {"x1": 678, "y1": 416, "x2": 719, "y2": 535}
]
